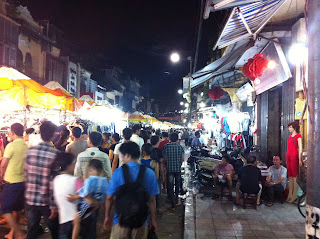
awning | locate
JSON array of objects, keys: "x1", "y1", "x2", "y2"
[
  {"x1": 191, "y1": 41, "x2": 253, "y2": 89},
  {"x1": 204, "y1": 0, "x2": 262, "y2": 18},
  {"x1": 214, "y1": 0, "x2": 288, "y2": 49}
]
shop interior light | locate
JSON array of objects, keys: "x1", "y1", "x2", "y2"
[
  {"x1": 267, "y1": 60, "x2": 276, "y2": 69},
  {"x1": 288, "y1": 43, "x2": 308, "y2": 64}
]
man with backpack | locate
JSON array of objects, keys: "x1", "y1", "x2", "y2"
[{"x1": 104, "y1": 141, "x2": 159, "y2": 239}]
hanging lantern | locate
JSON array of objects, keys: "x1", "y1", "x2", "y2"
[
  {"x1": 242, "y1": 59, "x2": 255, "y2": 81},
  {"x1": 208, "y1": 85, "x2": 225, "y2": 100},
  {"x1": 242, "y1": 54, "x2": 269, "y2": 81}
]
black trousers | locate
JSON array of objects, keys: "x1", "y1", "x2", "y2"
[
  {"x1": 26, "y1": 205, "x2": 59, "y2": 239},
  {"x1": 185, "y1": 138, "x2": 189, "y2": 146},
  {"x1": 167, "y1": 172, "x2": 181, "y2": 208},
  {"x1": 266, "y1": 184, "x2": 284, "y2": 203}
]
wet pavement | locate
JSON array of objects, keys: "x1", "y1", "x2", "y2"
[
  {"x1": 185, "y1": 196, "x2": 305, "y2": 239},
  {"x1": 0, "y1": 161, "x2": 186, "y2": 239},
  {"x1": 183, "y1": 149, "x2": 306, "y2": 239},
  {"x1": 0, "y1": 193, "x2": 184, "y2": 239}
]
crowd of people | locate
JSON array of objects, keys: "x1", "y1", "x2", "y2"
[
  {"x1": 197, "y1": 121, "x2": 302, "y2": 209},
  {"x1": 0, "y1": 121, "x2": 190, "y2": 239},
  {"x1": 0, "y1": 118, "x2": 302, "y2": 239}
]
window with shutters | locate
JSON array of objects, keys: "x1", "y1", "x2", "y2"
[
  {"x1": 0, "y1": 16, "x2": 18, "y2": 67},
  {"x1": 0, "y1": 18, "x2": 4, "y2": 41},
  {"x1": 0, "y1": 44, "x2": 3, "y2": 65},
  {"x1": 46, "y1": 54, "x2": 67, "y2": 88},
  {"x1": 9, "y1": 48, "x2": 16, "y2": 67},
  {"x1": 16, "y1": 50, "x2": 23, "y2": 71},
  {"x1": 25, "y1": 53, "x2": 32, "y2": 74}
]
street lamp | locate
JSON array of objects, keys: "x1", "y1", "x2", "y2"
[
  {"x1": 178, "y1": 89, "x2": 183, "y2": 94},
  {"x1": 170, "y1": 52, "x2": 180, "y2": 63},
  {"x1": 200, "y1": 102, "x2": 206, "y2": 108},
  {"x1": 180, "y1": 102, "x2": 184, "y2": 106},
  {"x1": 185, "y1": 103, "x2": 189, "y2": 108}
]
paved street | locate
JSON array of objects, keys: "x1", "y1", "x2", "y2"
[
  {"x1": 0, "y1": 198, "x2": 184, "y2": 239},
  {"x1": 185, "y1": 193, "x2": 305, "y2": 239}
]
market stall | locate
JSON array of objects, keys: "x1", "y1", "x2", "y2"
[{"x1": 0, "y1": 67, "x2": 129, "y2": 134}]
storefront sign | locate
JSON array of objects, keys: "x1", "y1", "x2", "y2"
[
  {"x1": 236, "y1": 82, "x2": 254, "y2": 102},
  {"x1": 253, "y1": 42, "x2": 292, "y2": 95},
  {"x1": 295, "y1": 98, "x2": 307, "y2": 120},
  {"x1": 183, "y1": 76, "x2": 190, "y2": 94}
]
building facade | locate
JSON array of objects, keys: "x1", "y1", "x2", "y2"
[{"x1": 0, "y1": 1, "x2": 19, "y2": 68}]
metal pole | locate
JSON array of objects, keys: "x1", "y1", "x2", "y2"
[
  {"x1": 193, "y1": 0, "x2": 204, "y2": 73},
  {"x1": 189, "y1": 58, "x2": 193, "y2": 125},
  {"x1": 23, "y1": 85, "x2": 27, "y2": 129},
  {"x1": 306, "y1": 0, "x2": 320, "y2": 238}
]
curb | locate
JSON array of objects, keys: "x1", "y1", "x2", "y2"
[
  {"x1": 183, "y1": 148, "x2": 196, "y2": 239},
  {"x1": 184, "y1": 193, "x2": 196, "y2": 239}
]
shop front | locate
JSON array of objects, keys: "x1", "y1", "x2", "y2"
[{"x1": 253, "y1": 41, "x2": 294, "y2": 165}]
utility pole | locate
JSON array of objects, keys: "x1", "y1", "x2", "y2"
[
  {"x1": 306, "y1": 0, "x2": 320, "y2": 238},
  {"x1": 188, "y1": 56, "x2": 193, "y2": 126}
]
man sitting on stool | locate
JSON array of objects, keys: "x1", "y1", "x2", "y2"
[
  {"x1": 235, "y1": 156, "x2": 262, "y2": 205},
  {"x1": 213, "y1": 155, "x2": 234, "y2": 199},
  {"x1": 265, "y1": 156, "x2": 287, "y2": 207}
]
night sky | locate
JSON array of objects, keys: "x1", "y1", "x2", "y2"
[{"x1": 20, "y1": 0, "x2": 225, "y2": 105}]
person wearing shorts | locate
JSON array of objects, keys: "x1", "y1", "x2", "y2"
[{"x1": 0, "y1": 123, "x2": 28, "y2": 239}]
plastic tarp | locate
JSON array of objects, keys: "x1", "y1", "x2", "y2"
[
  {"x1": 0, "y1": 86, "x2": 73, "y2": 110},
  {"x1": 129, "y1": 112, "x2": 147, "y2": 123},
  {"x1": 0, "y1": 67, "x2": 77, "y2": 111}
]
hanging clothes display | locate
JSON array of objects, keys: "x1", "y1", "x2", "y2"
[{"x1": 221, "y1": 117, "x2": 231, "y2": 133}]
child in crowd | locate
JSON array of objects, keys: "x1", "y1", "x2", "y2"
[
  {"x1": 67, "y1": 159, "x2": 108, "y2": 239},
  {"x1": 141, "y1": 143, "x2": 160, "y2": 209},
  {"x1": 141, "y1": 143, "x2": 159, "y2": 179},
  {"x1": 53, "y1": 152, "x2": 78, "y2": 239}
]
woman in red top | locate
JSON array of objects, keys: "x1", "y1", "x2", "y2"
[{"x1": 286, "y1": 121, "x2": 302, "y2": 203}]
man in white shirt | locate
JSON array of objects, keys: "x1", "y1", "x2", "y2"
[
  {"x1": 112, "y1": 128, "x2": 133, "y2": 173},
  {"x1": 265, "y1": 156, "x2": 287, "y2": 207},
  {"x1": 130, "y1": 124, "x2": 144, "y2": 150},
  {"x1": 75, "y1": 132, "x2": 111, "y2": 180}
]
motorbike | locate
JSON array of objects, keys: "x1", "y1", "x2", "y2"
[{"x1": 188, "y1": 146, "x2": 221, "y2": 186}]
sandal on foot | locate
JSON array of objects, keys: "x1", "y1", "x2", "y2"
[{"x1": 266, "y1": 202, "x2": 273, "y2": 207}]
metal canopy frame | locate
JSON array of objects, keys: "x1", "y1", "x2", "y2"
[
  {"x1": 190, "y1": 41, "x2": 253, "y2": 89},
  {"x1": 204, "y1": 0, "x2": 263, "y2": 19},
  {"x1": 213, "y1": 0, "x2": 289, "y2": 50}
]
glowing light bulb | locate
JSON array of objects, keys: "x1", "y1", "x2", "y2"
[{"x1": 267, "y1": 60, "x2": 276, "y2": 69}]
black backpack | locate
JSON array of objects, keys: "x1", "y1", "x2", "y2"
[{"x1": 115, "y1": 164, "x2": 149, "y2": 228}]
